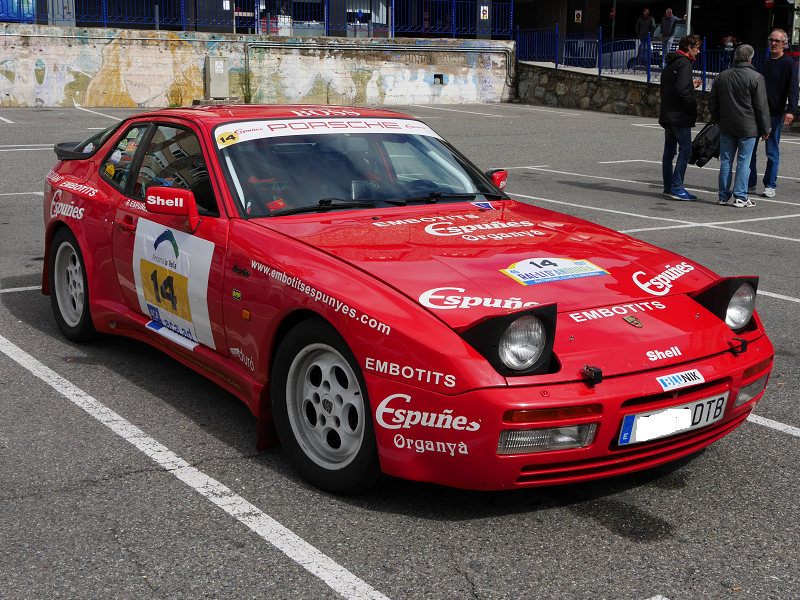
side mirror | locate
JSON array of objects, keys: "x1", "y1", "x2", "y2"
[
  {"x1": 145, "y1": 186, "x2": 201, "y2": 233},
  {"x1": 485, "y1": 169, "x2": 508, "y2": 190}
]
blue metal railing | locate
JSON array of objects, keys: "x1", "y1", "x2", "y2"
[
  {"x1": 516, "y1": 26, "x2": 558, "y2": 63},
  {"x1": 562, "y1": 31, "x2": 598, "y2": 69},
  {"x1": 391, "y1": 0, "x2": 512, "y2": 37}
]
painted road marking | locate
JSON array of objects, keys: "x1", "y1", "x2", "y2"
[
  {"x1": 748, "y1": 414, "x2": 800, "y2": 438},
  {"x1": 510, "y1": 190, "x2": 800, "y2": 244},
  {"x1": 0, "y1": 286, "x2": 40, "y2": 294},
  {"x1": 410, "y1": 106, "x2": 505, "y2": 118},
  {"x1": 74, "y1": 105, "x2": 121, "y2": 121},
  {"x1": 0, "y1": 334, "x2": 390, "y2": 600},
  {"x1": 0, "y1": 191, "x2": 44, "y2": 196},
  {"x1": 0, "y1": 148, "x2": 53, "y2": 152},
  {"x1": 501, "y1": 105, "x2": 582, "y2": 117},
  {"x1": 759, "y1": 290, "x2": 800, "y2": 303},
  {"x1": 0, "y1": 144, "x2": 53, "y2": 147},
  {"x1": 598, "y1": 158, "x2": 798, "y2": 181},
  {"x1": 621, "y1": 213, "x2": 800, "y2": 233},
  {"x1": 0, "y1": 115, "x2": 13, "y2": 124},
  {"x1": 521, "y1": 166, "x2": 800, "y2": 207}
]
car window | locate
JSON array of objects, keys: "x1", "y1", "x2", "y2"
[
  {"x1": 73, "y1": 123, "x2": 121, "y2": 155},
  {"x1": 133, "y1": 125, "x2": 219, "y2": 217},
  {"x1": 382, "y1": 137, "x2": 469, "y2": 190},
  {"x1": 100, "y1": 125, "x2": 148, "y2": 192}
]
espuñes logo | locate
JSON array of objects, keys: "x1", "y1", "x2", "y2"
[
  {"x1": 376, "y1": 394, "x2": 480, "y2": 431},
  {"x1": 633, "y1": 262, "x2": 694, "y2": 296}
]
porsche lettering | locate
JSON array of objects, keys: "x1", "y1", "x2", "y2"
[{"x1": 376, "y1": 394, "x2": 480, "y2": 431}]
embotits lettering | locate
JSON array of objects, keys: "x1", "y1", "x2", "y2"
[
  {"x1": 569, "y1": 300, "x2": 666, "y2": 322},
  {"x1": 646, "y1": 346, "x2": 683, "y2": 361},
  {"x1": 364, "y1": 358, "x2": 455, "y2": 387},
  {"x1": 376, "y1": 394, "x2": 480, "y2": 432}
]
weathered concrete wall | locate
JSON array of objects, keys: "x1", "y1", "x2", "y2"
[{"x1": 0, "y1": 23, "x2": 514, "y2": 108}]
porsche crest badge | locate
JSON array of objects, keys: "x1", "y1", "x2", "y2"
[{"x1": 623, "y1": 316, "x2": 643, "y2": 328}]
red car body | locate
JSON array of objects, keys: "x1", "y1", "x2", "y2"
[{"x1": 43, "y1": 105, "x2": 773, "y2": 491}]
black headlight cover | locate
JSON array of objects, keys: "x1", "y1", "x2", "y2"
[
  {"x1": 459, "y1": 303, "x2": 557, "y2": 377},
  {"x1": 690, "y1": 276, "x2": 759, "y2": 332}
]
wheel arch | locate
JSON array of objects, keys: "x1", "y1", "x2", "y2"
[{"x1": 41, "y1": 220, "x2": 74, "y2": 296}]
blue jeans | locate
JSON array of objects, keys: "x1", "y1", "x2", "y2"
[
  {"x1": 662, "y1": 125, "x2": 692, "y2": 192},
  {"x1": 748, "y1": 114, "x2": 782, "y2": 189},
  {"x1": 719, "y1": 134, "x2": 757, "y2": 201},
  {"x1": 661, "y1": 36, "x2": 674, "y2": 67}
]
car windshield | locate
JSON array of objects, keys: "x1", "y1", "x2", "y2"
[{"x1": 214, "y1": 119, "x2": 501, "y2": 217}]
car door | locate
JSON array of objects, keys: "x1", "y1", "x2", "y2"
[{"x1": 110, "y1": 120, "x2": 229, "y2": 353}]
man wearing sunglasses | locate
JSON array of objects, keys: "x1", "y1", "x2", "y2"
[{"x1": 748, "y1": 29, "x2": 799, "y2": 198}]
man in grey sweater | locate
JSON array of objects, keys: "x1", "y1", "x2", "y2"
[{"x1": 708, "y1": 45, "x2": 771, "y2": 208}]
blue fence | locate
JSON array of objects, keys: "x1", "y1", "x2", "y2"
[
  {"x1": 0, "y1": 0, "x2": 511, "y2": 36},
  {"x1": 517, "y1": 26, "x2": 777, "y2": 91}
]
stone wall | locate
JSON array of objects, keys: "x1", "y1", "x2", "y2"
[
  {"x1": 0, "y1": 23, "x2": 514, "y2": 108},
  {"x1": 517, "y1": 62, "x2": 710, "y2": 120}
]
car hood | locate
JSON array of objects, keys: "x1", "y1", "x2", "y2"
[{"x1": 256, "y1": 200, "x2": 717, "y2": 330}]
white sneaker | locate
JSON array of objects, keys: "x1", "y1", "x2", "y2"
[
  {"x1": 728, "y1": 197, "x2": 751, "y2": 208},
  {"x1": 763, "y1": 187, "x2": 776, "y2": 198}
]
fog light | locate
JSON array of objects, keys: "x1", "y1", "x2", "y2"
[
  {"x1": 497, "y1": 423, "x2": 598, "y2": 455},
  {"x1": 734, "y1": 375, "x2": 769, "y2": 408}
]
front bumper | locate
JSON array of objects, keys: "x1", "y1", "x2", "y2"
[{"x1": 367, "y1": 335, "x2": 773, "y2": 490}]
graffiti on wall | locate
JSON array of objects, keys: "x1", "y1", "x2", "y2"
[{"x1": 0, "y1": 25, "x2": 510, "y2": 108}]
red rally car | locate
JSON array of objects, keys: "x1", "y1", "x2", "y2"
[{"x1": 43, "y1": 105, "x2": 773, "y2": 492}]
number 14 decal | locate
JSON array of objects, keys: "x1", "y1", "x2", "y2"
[
  {"x1": 151, "y1": 270, "x2": 178, "y2": 311},
  {"x1": 528, "y1": 259, "x2": 558, "y2": 269}
]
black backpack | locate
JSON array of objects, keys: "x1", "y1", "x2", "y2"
[{"x1": 690, "y1": 121, "x2": 720, "y2": 167}]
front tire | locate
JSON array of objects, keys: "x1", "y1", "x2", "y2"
[
  {"x1": 49, "y1": 228, "x2": 97, "y2": 342},
  {"x1": 271, "y1": 318, "x2": 381, "y2": 493}
]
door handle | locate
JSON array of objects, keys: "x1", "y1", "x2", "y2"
[{"x1": 115, "y1": 218, "x2": 136, "y2": 233}]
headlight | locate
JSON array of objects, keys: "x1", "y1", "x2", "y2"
[
  {"x1": 726, "y1": 282, "x2": 756, "y2": 330},
  {"x1": 499, "y1": 315, "x2": 546, "y2": 370}
]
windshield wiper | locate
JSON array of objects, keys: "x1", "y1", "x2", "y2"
[
  {"x1": 396, "y1": 191, "x2": 505, "y2": 204},
  {"x1": 267, "y1": 198, "x2": 377, "y2": 217}
]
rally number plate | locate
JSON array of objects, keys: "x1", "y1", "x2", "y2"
[{"x1": 618, "y1": 392, "x2": 729, "y2": 446}]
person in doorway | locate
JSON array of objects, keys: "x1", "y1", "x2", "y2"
[
  {"x1": 660, "y1": 8, "x2": 686, "y2": 68},
  {"x1": 635, "y1": 8, "x2": 656, "y2": 67},
  {"x1": 708, "y1": 44, "x2": 771, "y2": 208},
  {"x1": 748, "y1": 28, "x2": 799, "y2": 198},
  {"x1": 660, "y1": 35, "x2": 702, "y2": 200}
]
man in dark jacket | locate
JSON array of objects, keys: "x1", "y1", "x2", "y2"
[
  {"x1": 748, "y1": 28, "x2": 799, "y2": 198},
  {"x1": 659, "y1": 8, "x2": 686, "y2": 68},
  {"x1": 708, "y1": 44, "x2": 771, "y2": 208},
  {"x1": 634, "y1": 8, "x2": 656, "y2": 67},
  {"x1": 659, "y1": 35, "x2": 701, "y2": 200}
]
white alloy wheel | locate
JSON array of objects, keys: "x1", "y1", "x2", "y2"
[{"x1": 285, "y1": 343, "x2": 366, "y2": 470}]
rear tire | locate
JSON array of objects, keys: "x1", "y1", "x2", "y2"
[
  {"x1": 49, "y1": 228, "x2": 98, "y2": 342},
  {"x1": 271, "y1": 318, "x2": 381, "y2": 493}
]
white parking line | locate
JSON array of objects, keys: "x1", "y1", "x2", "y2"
[
  {"x1": 0, "y1": 115, "x2": 13, "y2": 124},
  {"x1": 0, "y1": 144, "x2": 53, "y2": 147},
  {"x1": 0, "y1": 148, "x2": 53, "y2": 152},
  {"x1": 748, "y1": 414, "x2": 800, "y2": 438},
  {"x1": 598, "y1": 158, "x2": 798, "y2": 181},
  {"x1": 759, "y1": 290, "x2": 800, "y2": 303},
  {"x1": 0, "y1": 191, "x2": 44, "y2": 196},
  {"x1": 410, "y1": 106, "x2": 505, "y2": 118},
  {"x1": 499, "y1": 105, "x2": 582, "y2": 117},
  {"x1": 0, "y1": 286, "x2": 40, "y2": 294},
  {"x1": 75, "y1": 106, "x2": 120, "y2": 121},
  {"x1": 509, "y1": 190, "x2": 800, "y2": 243},
  {"x1": 620, "y1": 213, "x2": 800, "y2": 233},
  {"x1": 0, "y1": 334, "x2": 390, "y2": 600}
]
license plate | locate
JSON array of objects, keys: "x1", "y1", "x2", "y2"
[{"x1": 618, "y1": 392, "x2": 729, "y2": 446}]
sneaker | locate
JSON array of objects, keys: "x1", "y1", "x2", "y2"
[
  {"x1": 744, "y1": 198, "x2": 756, "y2": 207},
  {"x1": 728, "y1": 197, "x2": 751, "y2": 208},
  {"x1": 670, "y1": 189, "x2": 698, "y2": 200},
  {"x1": 662, "y1": 189, "x2": 673, "y2": 197},
  {"x1": 719, "y1": 198, "x2": 730, "y2": 205},
  {"x1": 763, "y1": 187, "x2": 776, "y2": 198}
]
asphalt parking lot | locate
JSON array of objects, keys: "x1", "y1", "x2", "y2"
[{"x1": 0, "y1": 103, "x2": 798, "y2": 600}]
